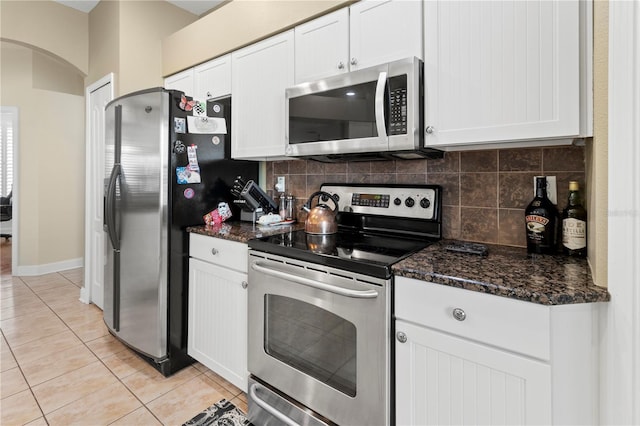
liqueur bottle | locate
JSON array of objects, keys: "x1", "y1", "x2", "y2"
[
  {"x1": 561, "y1": 181, "x2": 587, "y2": 257},
  {"x1": 525, "y1": 177, "x2": 558, "y2": 254}
]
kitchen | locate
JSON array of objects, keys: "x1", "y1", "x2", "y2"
[{"x1": 1, "y1": 0, "x2": 638, "y2": 425}]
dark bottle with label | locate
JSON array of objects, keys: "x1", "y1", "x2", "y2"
[
  {"x1": 525, "y1": 177, "x2": 558, "y2": 254},
  {"x1": 561, "y1": 181, "x2": 587, "y2": 257}
]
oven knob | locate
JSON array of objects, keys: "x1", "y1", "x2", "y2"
[
  {"x1": 321, "y1": 193, "x2": 339, "y2": 203},
  {"x1": 396, "y1": 331, "x2": 408, "y2": 343},
  {"x1": 420, "y1": 198, "x2": 431, "y2": 208},
  {"x1": 393, "y1": 197, "x2": 402, "y2": 206},
  {"x1": 405, "y1": 197, "x2": 415, "y2": 207}
]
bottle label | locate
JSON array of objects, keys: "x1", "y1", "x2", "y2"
[
  {"x1": 562, "y1": 218, "x2": 586, "y2": 250},
  {"x1": 526, "y1": 215, "x2": 549, "y2": 233}
]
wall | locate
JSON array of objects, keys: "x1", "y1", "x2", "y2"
[
  {"x1": 119, "y1": 1, "x2": 197, "y2": 95},
  {"x1": 265, "y1": 146, "x2": 585, "y2": 248},
  {"x1": 162, "y1": 0, "x2": 353, "y2": 76},
  {"x1": 88, "y1": 0, "x2": 120, "y2": 91},
  {"x1": 0, "y1": 42, "x2": 85, "y2": 267},
  {"x1": 0, "y1": 0, "x2": 88, "y2": 75}
]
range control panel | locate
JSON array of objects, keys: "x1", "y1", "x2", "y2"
[{"x1": 320, "y1": 184, "x2": 441, "y2": 221}]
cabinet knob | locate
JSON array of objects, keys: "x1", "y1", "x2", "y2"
[
  {"x1": 452, "y1": 308, "x2": 466, "y2": 321},
  {"x1": 350, "y1": 57, "x2": 358, "y2": 66},
  {"x1": 210, "y1": 248, "x2": 218, "y2": 256},
  {"x1": 206, "y1": 91, "x2": 212, "y2": 99},
  {"x1": 396, "y1": 331, "x2": 408, "y2": 343},
  {"x1": 337, "y1": 61, "x2": 345, "y2": 70},
  {"x1": 241, "y1": 281, "x2": 248, "y2": 289},
  {"x1": 425, "y1": 125, "x2": 435, "y2": 134}
]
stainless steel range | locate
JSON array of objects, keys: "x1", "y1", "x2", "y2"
[{"x1": 247, "y1": 183, "x2": 442, "y2": 426}]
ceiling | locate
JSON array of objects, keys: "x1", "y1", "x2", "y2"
[{"x1": 53, "y1": 0, "x2": 225, "y2": 16}]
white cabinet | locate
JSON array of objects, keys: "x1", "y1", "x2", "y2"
[
  {"x1": 294, "y1": 8, "x2": 350, "y2": 83},
  {"x1": 188, "y1": 233, "x2": 248, "y2": 392},
  {"x1": 294, "y1": 0, "x2": 423, "y2": 84},
  {"x1": 231, "y1": 31, "x2": 294, "y2": 160},
  {"x1": 194, "y1": 54, "x2": 231, "y2": 101},
  {"x1": 164, "y1": 68, "x2": 194, "y2": 96},
  {"x1": 423, "y1": 0, "x2": 592, "y2": 148},
  {"x1": 395, "y1": 276, "x2": 599, "y2": 426}
]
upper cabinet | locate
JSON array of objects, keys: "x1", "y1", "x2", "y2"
[
  {"x1": 193, "y1": 54, "x2": 232, "y2": 101},
  {"x1": 423, "y1": 0, "x2": 592, "y2": 148},
  {"x1": 231, "y1": 31, "x2": 294, "y2": 160},
  {"x1": 295, "y1": 0, "x2": 423, "y2": 84},
  {"x1": 164, "y1": 68, "x2": 194, "y2": 95}
]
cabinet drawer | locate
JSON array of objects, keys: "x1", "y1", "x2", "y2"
[
  {"x1": 395, "y1": 277, "x2": 550, "y2": 361},
  {"x1": 189, "y1": 233, "x2": 248, "y2": 273}
]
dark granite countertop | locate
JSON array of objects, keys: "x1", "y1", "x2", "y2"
[
  {"x1": 393, "y1": 240, "x2": 610, "y2": 306},
  {"x1": 187, "y1": 221, "x2": 305, "y2": 244}
]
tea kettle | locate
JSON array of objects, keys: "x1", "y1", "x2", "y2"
[{"x1": 302, "y1": 191, "x2": 339, "y2": 234}]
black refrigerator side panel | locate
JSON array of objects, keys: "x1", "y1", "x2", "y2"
[{"x1": 165, "y1": 90, "x2": 194, "y2": 375}]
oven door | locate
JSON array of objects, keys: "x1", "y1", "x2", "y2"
[{"x1": 248, "y1": 251, "x2": 390, "y2": 426}]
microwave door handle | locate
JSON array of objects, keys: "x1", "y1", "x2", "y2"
[
  {"x1": 251, "y1": 261, "x2": 379, "y2": 299},
  {"x1": 375, "y1": 71, "x2": 388, "y2": 139}
]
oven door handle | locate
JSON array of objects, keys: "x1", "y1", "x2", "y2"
[
  {"x1": 250, "y1": 383, "x2": 302, "y2": 426},
  {"x1": 251, "y1": 261, "x2": 379, "y2": 299}
]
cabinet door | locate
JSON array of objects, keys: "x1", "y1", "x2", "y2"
[
  {"x1": 395, "y1": 320, "x2": 551, "y2": 426},
  {"x1": 294, "y1": 8, "x2": 349, "y2": 84},
  {"x1": 231, "y1": 31, "x2": 294, "y2": 159},
  {"x1": 194, "y1": 54, "x2": 231, "y2": 101},
  {"x1": 349, "y1": 0, "x2": 423, "y2": 70},
  {"x1": 164, "y1": 68, "x2": 195, "y2": 96},
  {"x1": 423, "y1": 0, "x2": 580, "y2": 147},
  {"x1": 188, "y1": 258, "x2": 248, "y2": 392}
]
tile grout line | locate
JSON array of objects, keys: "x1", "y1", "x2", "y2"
[{"x1": 0, "y1": 327, "x2": 48, "y2": 424}]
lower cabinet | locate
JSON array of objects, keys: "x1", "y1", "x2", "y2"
[
  {"x1": 395, "y1": 276, "x2": 599, "y2": 426},
  {"x1": 395, "y1": 320, "x2": 551, "y2": 425},
  {"x1": 188, "y1": 235, "x2": 248, "y2": 392}
]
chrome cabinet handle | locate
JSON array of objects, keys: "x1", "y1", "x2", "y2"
[
  {"x1": 337, "y1": 61, "x2": 345, "y2": 70},
  {"x1": 241, "y1": 281, "x2": 248, "y2": 289},
  {"x1": 206, "y1": 91, "x2": 212, "y2": 98},
  {"x1": 210, "y1": 248, "x2": 218, "y2": 256},
  {"x1": 396, "y1": 331, "x2": 408, "y2": 343},
  {"x1": 426, "y1": 125, "x2": 435, "y2": 134},
  {"x1": 452, "y1": 308, "x2": 466, "y2": 321},
  {"x1": 350, "y1": 57, "x2": 358, "y2": 66}
]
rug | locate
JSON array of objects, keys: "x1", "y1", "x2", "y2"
[{"x1": 183, "y1": 399, "x2": 251, "y2": 426}]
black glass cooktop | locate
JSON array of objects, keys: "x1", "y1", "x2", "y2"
[{"x1": 248, "y1": 229, "x2": 434, "y2": 279}]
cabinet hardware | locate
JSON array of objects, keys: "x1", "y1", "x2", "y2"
[
  {"x1": 211, "y1": 248, "x2": 218, "y2": 255},
  {"x1": 241, "y1": 281, "x2": 248, "y2": 289},
  {"x1": 337, "y1": 61, "x2": 345, "y2": 70},
  {"x1": 452, "y1": 307, "x2": 466, "y2": 321},
  {"x1": 350, "y1": 57, "x2": 358, "y2": 66},
  {"x1": 396, "y1": 331, "x2": 408, "y2": 343},
  {"x1": 426, "y1": 126, "x2": 435, "y2": 134}
]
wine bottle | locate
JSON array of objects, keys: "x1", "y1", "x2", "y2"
[
  {"x1": 525, "y1": 177, "x2": 558, "y2": 254},
  {"x1": 561, "y1": 181, "x2": 587, "y2": 257}
]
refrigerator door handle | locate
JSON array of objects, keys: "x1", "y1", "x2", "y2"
[{"x1": 105, "y1": 164, "x2": 121, "y2": 251}]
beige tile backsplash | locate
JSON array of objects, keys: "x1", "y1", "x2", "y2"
[{"x1": 265, "y1": 146, "x2": 586, "y2": 248}]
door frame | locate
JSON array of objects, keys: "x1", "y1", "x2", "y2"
[
  {"x1": 1, "y1": 106, "x2": 19, "y2": 273},
  {"x1": 80, "y1": 73, "x2": 114, "y2": 305}
]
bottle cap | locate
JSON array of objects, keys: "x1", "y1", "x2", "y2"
[{"x1": 569, "y1": 181, "x2": 579, "y2": 191}]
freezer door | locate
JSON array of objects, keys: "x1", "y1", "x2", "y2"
[{"x1": 104, "y1": 89, "x2": 169, "y2": 360}]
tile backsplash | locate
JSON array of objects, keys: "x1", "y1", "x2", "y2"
[{"x1": 265, "y1": 146, "x2": 586, "y2": 247}]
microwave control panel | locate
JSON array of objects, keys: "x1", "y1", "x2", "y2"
[{"x1": 388, "y1": 75, "x2": 408, "y2": 136}]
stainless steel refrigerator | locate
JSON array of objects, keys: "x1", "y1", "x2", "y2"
[{"x1": 103, "y1": 87, "x2": 257, "y2": 376}]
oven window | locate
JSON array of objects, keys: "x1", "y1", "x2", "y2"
[{"x1": 264, "y1": 295, "x2": 357, "y2": 397}]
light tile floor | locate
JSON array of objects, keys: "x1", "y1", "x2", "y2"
[{"x1": 0, "y1": 241, "x2": 247, "y2": 426}]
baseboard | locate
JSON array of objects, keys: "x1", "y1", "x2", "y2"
[{"x1": 13, "y1": 257, "x2": 84, "y2": 276}]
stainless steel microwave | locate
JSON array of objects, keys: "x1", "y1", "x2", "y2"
[{"x1": 285, "y1": 57, "x2": 442, "y2": 162}]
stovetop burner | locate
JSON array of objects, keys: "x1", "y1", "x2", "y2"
[{"x1": 248, "y1": 184, "x2": 443, "y2": 279}]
